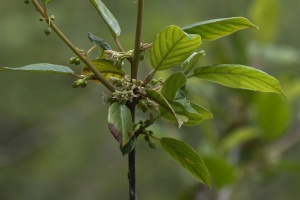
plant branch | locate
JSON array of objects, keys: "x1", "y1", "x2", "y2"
[
  {"x1": 131, "y1": 0, "x2": 144, "y2": 80},
  {"x1": 31, "y1": 0, "x2": 115, "y2": 92},
  {"x1": 115, "y1": 36, "x2": 125, "y2": 52},
  {"x1": 128, "y1": 1, "x2": 145, "y2": 200}
]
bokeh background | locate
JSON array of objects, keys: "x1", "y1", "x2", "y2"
[{"x1": 1, "y1": 0, "x2": 300, "y2": 199}]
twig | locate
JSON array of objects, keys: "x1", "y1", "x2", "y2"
[{"x1": 31, "y1": 0, "x2": 115, "y2": 92}]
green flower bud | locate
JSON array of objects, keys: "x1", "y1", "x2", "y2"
[
  {"x1": 68, "y1": 57, "x2": 76, "y2": 64},
  {"x1": 24, "y1": 0, "x2": 30, "y2": 4},
  {"x1": 74, "y1": 58, "x2": 81, "y2": 65},
  {"x1": 72, "y1": 81, "x2": 79, "y2": 88},
  {"x1": 50, "y1": 15, "x2": 55, "y2": 21},
  {"x1": 148, "y1": 140, "x2": 156, "y2": 149},
  {"x1": 150, "y1": 79, "x2": 158, "y2": 85},
  {"x1": 80, "y1": 80, "x2": 88, "y2": 88},
  {"x1": 144, "y1": 135, "x2": 150, "y2": 142},
  {"x1": 44, "y1": 27, "x2": 51, "y2": 36},
  {"x1": 39, "y1": 17, "x2": 44, "y2": 22}
]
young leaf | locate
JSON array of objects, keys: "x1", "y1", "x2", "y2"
[
  {"x1": 146, "y1": 89, "x2": 187, "y2": 127},
  {"x1": 108, "y1": 102, "x2": 133, "y2": 147},
  {"x1": 182, "y1": 17, "x2": 258, "y2": 41},
  {"x1": 190, "y1": 103, "x2": 213, "y2": 120},
  {"x1": 90, "y1": 0, "x2": 121, "y2": 37},
  {"x1": 161, "y1": 72, "x2": 187, "y2": 100},
  {"x1": 160, "y1": 137, "x2": 211, "y2": 187},
  {"x1": 88, "y1": 32, "x2": 112, "y2": 50},
  {"x1": 162, "y1": 106, "x2": 204, "y2": 126},
  {"x1": 150, "y1": 25, "x2": 201, "y2": 71},
  {"x1": 81, "y1": 59, "x2": 125, "y2": 83},
  {"x1": 190, "y1": 64, "x2": 286, "y2": 97},
  {"x1": 120, "y1": 136, "x2": 136, "y2": 156},
  {"x1": 0, "y1": 64, "x2": 74, "y2": 75},
  {"x1": 181, "y1": 51, "x2": 205, "y2": 75}
]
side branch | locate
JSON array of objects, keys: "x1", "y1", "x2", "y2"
[
  {"x1": 131, "y1": 0, "x2": 145, "y2": 80},
  {"x1": 31, "y1": 0, "x2": 115, "y2": 92}
]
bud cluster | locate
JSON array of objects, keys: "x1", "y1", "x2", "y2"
[
  {"x1": 105, "y1": 50, "x2": 133, "y2": 69},
  {"x1": 105, "y1": 76, "x2": 140, "y2": 104},
  {"x1": 144, "y1": 130, "x2": 156, "y2": 149},
  {"x1": 68, "y1": 57, "x2": 81, "y2": 65},
  {"x1": 72, "y1": 74, "x2": 93, "y2": 88}
]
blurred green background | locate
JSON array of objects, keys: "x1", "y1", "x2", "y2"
[{"x1": 1, "y1": 0, "x2": 300, "y2": 199}]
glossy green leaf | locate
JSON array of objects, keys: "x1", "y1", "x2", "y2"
[
  {"x1": 150, "y1": 25, "x2": 201, "y2": 71},
  {"x1": 81, "y1": 59, "x2": 125, "y2": 83},
  {"x1": 160, "y1": 137, "x2": 211, "y2": 187},
  {"x1": 182, "y1": 51, "x2": 205, "y2": 75},
  {"x1": 182, "y1": 17, "x2": 258, "y2": 41},
  {"x1": 202, "y1": 156, "x2": 235, "y2": 188},
  {"x1": 161, "y1": 72, "x2": 187, "y2": 100},
  {"x1": 0, "y1": 64, "x2": 74, "y2": 75},
  {"x1": 88, "y1": 32, "x2": 112, "y2": 50},
  {"x1": 191, "y1": 64, "x2": 286, "y2": 97},
  {"x1": 108, "y1": 102, "x2": 133, "y2": 147},
  {"x1": 146, "y1": 89, "x2": 187, "y2": 127},
  {"x1": 90, "y1": 0, "x2": 121, "y2": 36}
]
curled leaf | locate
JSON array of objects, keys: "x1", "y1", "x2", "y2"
[{"x1": 88, "y1": 32, "x2": 112, "y2": 50}]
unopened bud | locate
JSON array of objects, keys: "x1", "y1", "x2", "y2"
[{"x1": 44, "y1": 27, "x2": 51, "y2": 36}]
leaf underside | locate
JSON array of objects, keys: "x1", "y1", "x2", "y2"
[
  {"x1": 160, "y1": 137, "x2": 211, "y2": 187},
  {"x1": 182, "y1": 17, "x2": 258, "y2": 41},
  {"x1": 90, "y1": 0, "x2": 121, "y2": 36},
  {"x1": 0, "y1": 64, "x2": 74, "y2": 75},
  {"x1": 191, "y1": 64, "x2": 286, "y2": 97}
]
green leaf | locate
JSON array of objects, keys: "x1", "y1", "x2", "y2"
[
  {"x1": 182, "y1": 17, "x2": 258, "y2": 41},
  {"x1": 191, "y1": 64, "x2": 286, "y2": 97},
  {"x1": 161, "y1": 72, "x2": 187, "y2": 100},
  {"x1": 0, "y1": 64, "x2": 74, "y2": 75},
  {"x1": 90, "y1": 0, "x2": 121, "y2": 37},
  {"x1": 88, "y1": 32, "x2": 112, "y2": 50},
  {"x1": 249, "y1": 0, "x2": 279, "y2": 43},
  {"x1": 255, "y1": 93, "x2": 290, "y2": 140},
  {"x1": 81, "y1": 59, "x2": 125, "y2": 83},
  {"x1": 146, "y1": 89, "x2": 187, "y2": 127},
  {"x1": 150, "y1": 25, "x2": 201, "y2": 71},
  {"x1": 160, "y1": 74, "x2": 211, "y2": 126},
  {"x1": 108, "y1": 102, "x2": 133, "y2": 147},
  {"x1": 202, "y1": 156, "x2": 235, "y2": 188},
  {"x1": 190, "y1": 103, "x2": 213, "y2": 120},
  {"x1": 160, "y1": 137, "x2": 211, "y2": 187},
  {"x1": 120, "y1": 136, "x2": 136, "y2": 155},
  {"x1": 182, "y1": 51, "x2": 205, "y2": 75}
]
